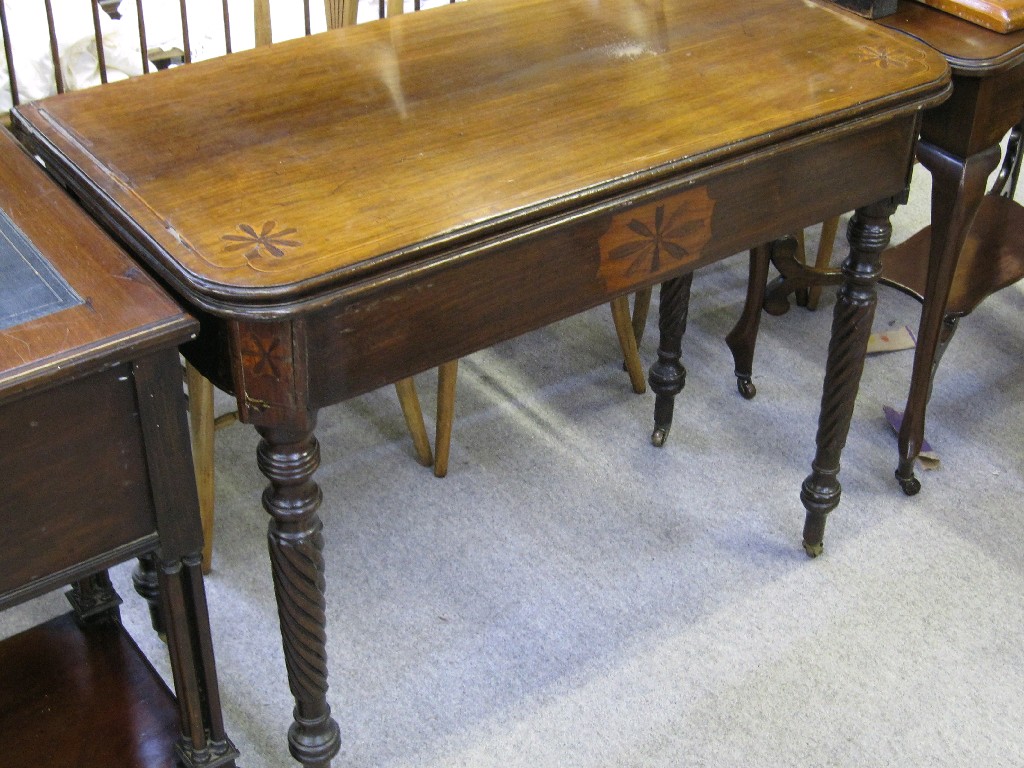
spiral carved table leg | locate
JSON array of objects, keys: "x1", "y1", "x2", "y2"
[
  {"x1": 256, "y1": 416, "x2": 340, "y2": 768},
  {"x1": 801, "y1": 199, "x2": 895, "y2": 557},
  {"x1": 895, "y1": 141, "x2": 1001, "y2": 496},
  {"x1": 725, "y1": 243, "x2": 772, "y2": 399},
  {"x1": 649, "y1": 273, "x2": 694, "y2": 447}
]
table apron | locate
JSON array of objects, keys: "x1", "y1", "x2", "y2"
[{"x1": 222, "y1": 114, "x2": 920, "y2": 414}]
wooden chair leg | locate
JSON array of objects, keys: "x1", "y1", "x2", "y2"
[
  {"x1": 806, "y1": 216, "x2": 841, "y2": 310},
  {"x1": 631, "y1": 287, "x2": 652, "y2": 348},
  {"x1": 394, "y1": 377, "x2": 434, "y2": 467},
  {"x1": 185, "y1": 362, "x2": 216, "y2": 575},
  {"x1": 434, "y1": 360, "x2": 459, "y2": 478},
  {"x1": 610, "y1": 295, "x2": 647, "y2": 394}
]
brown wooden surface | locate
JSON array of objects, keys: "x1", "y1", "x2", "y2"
[
  {"x1": 0, "y1": 125, "x2": 236, "y2": 766},
  {"x1": 0, "y1": 130, "x2": 192, "y2": 403},
  {"x1": 301, "y1": 115, "x2": 925, "y2": 405},
  {"x1": 0, "y1": 614, "x2": 181, "y2": 768},
  {"x1": 881, "y1": 193, "x2": 1024, "y2": 313},
  {"x1": 890, "y1": 0, "x2": 1024, "y2": 71},
  {"x1": 0, "y1": 363, "x2": 155, "y2": 604},
  {"x1": 912, "y1": 0, "x2": 1024, "y2": 33},
  {"x1": 14, "y1": 0, "x2": 949, "y2": 309}
]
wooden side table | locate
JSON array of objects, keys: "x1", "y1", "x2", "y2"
[
  {"x1": 0, "y1": 129, "x2": 238, "y2": 768},
  {"x1": 728, "y1": 0, "x2": 1024, "y2": 494},
  {"x1": 878, "y1": 1, "x2": 1024, "y2": 494}
]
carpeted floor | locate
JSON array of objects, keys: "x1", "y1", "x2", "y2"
[{"x1": 5, "y1": 164, "x2": 1024, "y2": 767}]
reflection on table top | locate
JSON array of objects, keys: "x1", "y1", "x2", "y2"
[{"x1": 13, "y1": 0, "x2": 949, "y2": 307}]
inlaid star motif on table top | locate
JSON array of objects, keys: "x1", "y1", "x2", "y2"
[
  {"x1": 222, "y1": 221, "x2": 301, "y2": 265},
  {"x1": 857, "y1": 45, "x2": 915, "y2": 70}
]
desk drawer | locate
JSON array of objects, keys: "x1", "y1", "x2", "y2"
[{"x1": 0, "y1": 364, "x2": 156, "y2": 596}]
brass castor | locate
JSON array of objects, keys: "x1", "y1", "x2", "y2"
[
  {"x1": 736, "y1": 375, "x2": 756, "y2": 400},
  {"x1": 896, "y1": 468, "x2": 921, "y2": 496},
  {"x1": 802, "y1": 539, "x2": 823, "y2": 558}
]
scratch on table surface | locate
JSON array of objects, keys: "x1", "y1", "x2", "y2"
[{"x1": 0, "y1": 330, "x2": 33, "y2": 362}]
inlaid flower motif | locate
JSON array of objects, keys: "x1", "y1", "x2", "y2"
[
  {"x1": 241, "y1": 334, "x2": 286, "y2": 379},
  {"x1": 598, "y1": 187, "x2": 715, "y2": 292},
  {"x1": 857, "y1": 45, "x2": 913, "y2": 70},
  {"x1": 607, "y1": 204, "x2": 703, "y2": 276},
  {"x1": 222, "y1": 221, "x2": 301, "y2": 263}
]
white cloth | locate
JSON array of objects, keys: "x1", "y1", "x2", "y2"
[{"x1": 0, "y1": 0, "x2": 334, "y2": 112}]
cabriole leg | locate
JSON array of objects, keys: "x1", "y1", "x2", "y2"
[
  {"x1": 895, "y1": 142, "x2": 1000, "y2": 495},
  {"x1": 725, "y1": 243, "x2": 772, "y2": 399}
]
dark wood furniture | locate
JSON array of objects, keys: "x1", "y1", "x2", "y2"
[
  {"x1": 879, "y1": 1, "x2": 1024, "y2": 494},
  {"x1": 0, "y1": 128, "x2": 237, "y2": 768},
  {"x1": 834, "y1": 0, "x2": 900, "y2": 18},
  {"x1": 730, "y1": 0, "x2": 1024, "y2": 496},
  {"x1": 11, "y1": 0, "x2": 950, "y2": 763}
]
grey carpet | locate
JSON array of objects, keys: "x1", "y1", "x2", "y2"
[{"x1": 5, "y1": 169, "x2": 1024, "y2": 767}]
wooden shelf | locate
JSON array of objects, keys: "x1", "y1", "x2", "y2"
[
  {"x1": 881, "y1": 194, "x2": 1024, "y2": 316},
  {"x1": 0, "y1": 613, "x2": 182, "y2": 768}
]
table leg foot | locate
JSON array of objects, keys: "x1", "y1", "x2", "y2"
[
  {"x1": 256, "y1": 416, "x2": 341, "y2": 768},
  {"x1": 800, "y1": 198, "x2": 894, "y2": 553},
  {"x1": 69, "y1": 570, "x2": 123, "y2": 626},
  {"x1": 895, "y1": 463, "x2": 922, "y2": 496},
  {"x1": 648, "y1": 273, "x2": 693, "y2": 447}
]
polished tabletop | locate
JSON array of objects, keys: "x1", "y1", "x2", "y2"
[
  {"x1": 15, "y1": 0, "x2": 948, "y2": 313},
  {"x1": 893, "y1": 0, "x2": 1024, "y2": 72}
]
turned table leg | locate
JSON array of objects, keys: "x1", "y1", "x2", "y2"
[
  {"x1": 801, "y1": 199, "x2": 895, "y2": 557},
  {"x1": 256, "y1": 413, "x2": 340, "y2": 768},
  {"x1": 894, "y1": 141, "x2": 1001, "y2": 495},
  {"x1": 649, "y1": 272, "x2": 694, "y2": 447}
]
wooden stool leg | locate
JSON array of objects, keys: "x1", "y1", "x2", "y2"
[
  {"x1": 434, "y1": 360, "x2": 458, "y2": 478},
  {"x1": 394, "y1": 377, "x2": 434, "y2": 467},
  {"x1": 186, "y1": 363, "x2": 216, "y2": 575},
  {"x1": 806, "y1": 216, "x2": 841, "y2": 311},
  {"x1": 611, "y1": 296, "x2": 647, "y2": 394}
]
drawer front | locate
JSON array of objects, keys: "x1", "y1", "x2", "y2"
[{"x1": 0, "y1": 365, "x2": 156, "y2": 596}]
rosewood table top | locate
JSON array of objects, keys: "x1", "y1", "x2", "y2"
[
  {"x1": 10, "y1": 0, "x2": 951, "y2": 765},
  {"x1": 15, "y1": 0, "x2": 947, "y2": 311}
]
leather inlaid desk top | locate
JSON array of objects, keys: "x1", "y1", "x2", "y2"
[
  {"x1": 0, "y1": 131, "x2": 192, "y2": 402},
  {"x1": 0, "y1": 209, "x2": 81, "y2": 332}
]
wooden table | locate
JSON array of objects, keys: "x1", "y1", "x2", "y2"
[
  {"x1": 878, "y1": 1, "x2": 1024, "y2": 494},
  {"x1": 736, "y1": 0, "x2": 1024, "y2": 496},
  {"x1": 10, "y1": 0, "x2": 950, "y2": 764},
  {"x1": 0, "y1": 128, "x2": 237, "y2": 768}
]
